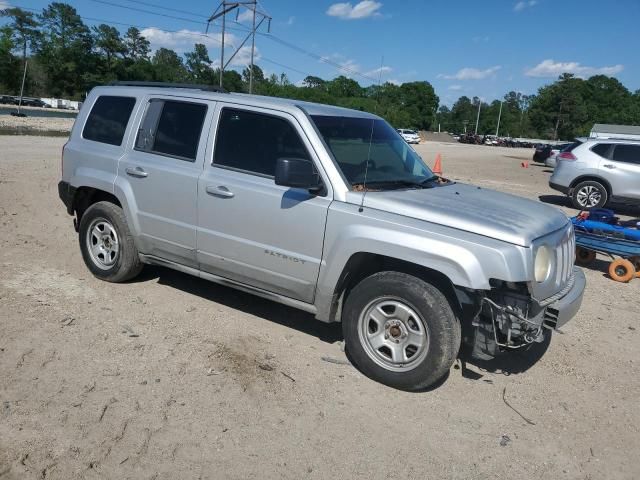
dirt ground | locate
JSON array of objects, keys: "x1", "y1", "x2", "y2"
[{"x1": 1, "y1": 136, "x2": 639, "y2": 480}]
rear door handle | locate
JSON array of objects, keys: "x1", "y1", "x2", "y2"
[
  {"x1": 125, "y1": 166, "x2": 148, "y2": 178},
  {"x1": 206, "y1": 185, "x2": 234, "y2": 198},
  {"x1": 603, "y1": 164, "x2": 616, "y2": 169}
]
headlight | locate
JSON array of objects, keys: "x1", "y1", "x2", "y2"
[{"x1": 534, "y1": 245, "x2": 552, "y2": 282}]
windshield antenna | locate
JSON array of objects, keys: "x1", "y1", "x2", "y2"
[{"x1": 359, "y1": 56, "x2": 385, "y2": 213}]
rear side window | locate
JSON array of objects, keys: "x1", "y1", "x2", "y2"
[
  {"x1": 612, "y1": 144, "x2": 640, "y2": 164},
  {"x1": 213, "y1": 108, "x2": 310, "y2": 177},
  {"x1": 135, "y1": 100, "x2": 208, "y2": 161},
  {"x1": 591, "y1": 143, "x2": 612, "y2": 158},
  {"x1": 83, "y1": 96, "x2": 136, "y2": 146}
]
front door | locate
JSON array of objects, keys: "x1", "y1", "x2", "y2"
[
  {"x1": 118, "y1": 96, "x2": 213, "y2": 267},
  {"x1": 197, "y1": 106, "x2": 331, "y2": 303}
]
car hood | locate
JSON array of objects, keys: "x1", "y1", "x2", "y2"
[{"x1": 350, "y1": 183, "x2": 569, "y2": 246}]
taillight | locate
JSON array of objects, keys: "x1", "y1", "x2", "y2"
[{"x1": 558, "y1": 151, "x2": 577, "y2": 161}]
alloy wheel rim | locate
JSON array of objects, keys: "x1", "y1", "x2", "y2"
[
  {"x1": 576, "y1": 186, "x2": 602, "y2": 208},
  {"x1": 86, "y1": 218, "x2": 119, "y2": 270},
  {"x1": 357, "y1": 297, "x2": 429, "y2": 372}
]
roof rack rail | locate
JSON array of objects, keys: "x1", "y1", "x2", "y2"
[{"x1": 108, "y1": 81, "x2": 227, "y2": 93}]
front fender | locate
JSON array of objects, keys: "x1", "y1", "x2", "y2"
[{"x1": 314, "y1": 203, "x2": 529, "y2": 321}]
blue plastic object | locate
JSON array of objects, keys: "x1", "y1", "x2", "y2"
[
  {"x1": 586, "y1": 208, "x2": 617, "y2": 224},
  {"x1": 572, "y1": 218, "x2": 640, "y2": 241}
]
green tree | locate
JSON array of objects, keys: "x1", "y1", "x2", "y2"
[
  {"x1": 92, "y1": 24, "x2": 125, "y2": 73},
  {"x1": 1, "y1": 7, "x2": 39, "y2": 62},
  {"x1": 327, "y1": 75, "x2": 362, "y2": 98},
  {"x1": 185, "y1": 43, "x2": 213, "y2": 84},
  {"x1": 151, "y1": 48, "x2": 188, "y2": 82},
  {"x1": 302, "y1": 75, "x2": 326, "y2": 89},
  {"x1": 36, "y1": 2, "x2": 94, "y2": 97},
  {"x1": 123, "y1": 27, "x2": 150, "y2": 61},
  {"x1": 0, "y1": 26, "x2": 20, "y2": 93}
]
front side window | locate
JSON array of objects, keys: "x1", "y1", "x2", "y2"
[
  {"x1": 612, "y1": 144, "x2": 640, "y2": 164},
  {"x1": 83, "y1": 95, "x2": 136, "y2": 146},
  {"x1": 213, "y1": 108, "x2": 310, "y2": 176},
  {"x1": 311, "y1": 115, "x2": 434, "y2": 189}
]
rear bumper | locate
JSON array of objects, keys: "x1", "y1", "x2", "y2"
[
  {"x1": 58, "y1": 181, "x2": 76, "y2": 215},
  {"x1": 542, "y1": 267, "x2": 586, "y2": 329}
]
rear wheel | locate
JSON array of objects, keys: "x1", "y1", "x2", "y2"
[
  {"x1": 629, "y1": 257, "x2": 640, "y2": 277},
  {"x1": 571, "y1": 180, "x2": 608, "y2": 210},
  {"x1": 608, "y1": 259, "x2": 635, "y2": 283},
  {"x1": 575, "y1": 247, "x2": 596, "y2": 266},
  {"x1": 342, "y1": 271, "x2": 460, "y2": 391},
  {"x1": 79, "y1": 201, "x2": 143, "y2": 282}
]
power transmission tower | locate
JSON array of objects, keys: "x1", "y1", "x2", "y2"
[{"x1": 207, "y1": 1, "x2": 272, "y2": 92}]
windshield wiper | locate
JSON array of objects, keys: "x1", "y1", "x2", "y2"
[{"x1": 352, "y1": 179, "x2": 435, "y2": 190}]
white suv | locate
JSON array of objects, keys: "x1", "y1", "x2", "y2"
[
  {"x1": 549, "y1": 138, "x2": 640, "y2": 209},
  {"x1": 397, "y1": 129, "x2": 420, "y2": 144}
]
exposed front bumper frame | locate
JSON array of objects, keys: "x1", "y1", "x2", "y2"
[{"x1": 541, "y1": 267, "x2": 586, "y2": 329}]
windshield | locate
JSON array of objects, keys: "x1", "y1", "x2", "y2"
[{"x1": 311, "y1": 115, "x2": 434, "y2": 188}]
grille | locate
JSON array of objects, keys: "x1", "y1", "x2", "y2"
[{"x1": 554, "y1": 224, "x2": 575, "y2": 290}]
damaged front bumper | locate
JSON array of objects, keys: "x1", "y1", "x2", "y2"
[
  {"x1": 539, "y1": 267, "x2": 586, "y2": 330},
  {"x1": 471, "y1": 267, "x2": 586, "y2": 358}
]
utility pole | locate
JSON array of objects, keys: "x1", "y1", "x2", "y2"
[
  {"x1": 249, "y1": 0, "x2": 257, "y2": 93},
  {"x1": 17, "y1": 60, "x2": 28, "y2": 116},
  {"x1": 220, "y1": 1, "x2": 225, "y2": 88},
  {"x1": 495, "y1": 100, "x2": 503, "y2": 137},
  {"x1": 474, "y1": 100, "x2": 481, "y2": 135},
  {"x1": 207, "y1": 1, "x2": 272, "y2": 92},
  {"x1": 553, "y1": 100, "x2": 563, "y2": 141}
]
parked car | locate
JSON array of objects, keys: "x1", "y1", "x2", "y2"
[
  {"x1": 58, "y1": 82, "x2": 585, "y2": 390},
  {"x1": 550, "y1": 138, "x2": 640, "y2": 209},
  {"x1": 533, "y1": 144, "x2": 552, "y2": 162},
  {"x1": 545, "y1": 140, "x2": 583, "y2": 168},
  {"x1": 397, "y1": 129, "x2": 420, "y2": 144}
]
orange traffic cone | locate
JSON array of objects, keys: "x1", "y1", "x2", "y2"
[
  {"x1": 521, "y1": 161, "x2": 529, "y2": 168},
  {"x1": 433, "y1": 154, "x2": 442, "y2": 176}
]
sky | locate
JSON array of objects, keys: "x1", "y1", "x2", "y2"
[{"x1": 2, "y1": 0, "x2": 639, "y2": 104}]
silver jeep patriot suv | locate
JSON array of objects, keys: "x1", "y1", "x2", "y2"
[{"x1": 58, "y1": 82, "x2": 585, "y2": 390}]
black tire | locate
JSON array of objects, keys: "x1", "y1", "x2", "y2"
[
  {"x1": 571, "y1": 180, "x2": 608, "y2": 210},
  {"x1": 78, "y1": 201, "x2": 143, "y2": 282},
  {"x1": 342, "y1": 271, "x2": 461, "y2": 391}
]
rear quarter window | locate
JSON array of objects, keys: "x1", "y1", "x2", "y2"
[
  {"x1": 82, "y1": 96, "x2": 136, "y2": 146},
  {"x1": 591, "y1": 143, "x2": 612, "y2": 158}
]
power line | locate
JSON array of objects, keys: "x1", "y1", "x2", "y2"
[
  {"x1": 7, "y1": 2, "x2": 382, "y2": 84},
  {"x1": 118, "y1": 0, "x2": 207, "y2": 19},
  {"x1": 7, "y1": 3, "x2": 323, "y2": 80},
  {"x1": 88, "y1": 0, "x2": 207, "y2": 26},
  {"x1": 88, "y1": 0, "x2": 382, "y2": 82}
]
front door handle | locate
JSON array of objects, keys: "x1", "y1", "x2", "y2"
[
  {"x1": 125, "y1": 166, "x2": 148, "y2": 178},
  {"x1": 603, "y1": 164, "x2": 616, "y2": 169},
  {"x1": 206, "y1": 185, "x2": 234, "y2": 198}
]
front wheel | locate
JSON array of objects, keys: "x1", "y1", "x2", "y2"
[
  {"x1": 78, "y1": 201, "x2": 143, "y2": 282},
  {"x1": 342, "y1": 272, "x2": 461, "y2": 391}
]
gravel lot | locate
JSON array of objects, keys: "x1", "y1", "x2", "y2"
[{"x1": 1, "y1": 136, "x2": 639, "y2": 479}]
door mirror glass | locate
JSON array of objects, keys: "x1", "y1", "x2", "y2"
[{"x1": 275, "y1": 158, "x2": 322, "y2": 192}]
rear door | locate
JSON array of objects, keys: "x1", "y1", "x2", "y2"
[
  {"x1": 118, "y1": 96, "x2": 213, "y2": 268},
  {"x1": 196, "y1": 105, "x2": 331, "y2": 303},
  {"x1": 601, "y1": 144, "x2": 640, "y2": 200}
]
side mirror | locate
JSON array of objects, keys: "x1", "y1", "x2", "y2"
[{"x1": 275, "y1": 158, "x2": 323, "y2": 193}]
